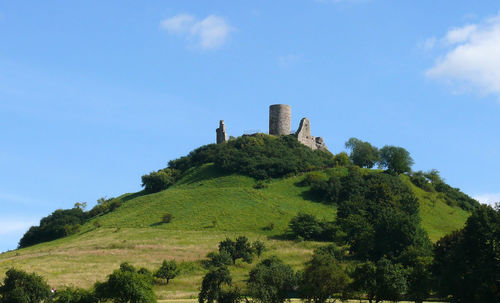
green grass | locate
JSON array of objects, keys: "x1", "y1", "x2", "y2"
[{"x1": 0, "y1": 164, "x2": 470, "y2": 298}]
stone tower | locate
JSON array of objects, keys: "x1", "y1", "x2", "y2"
[
  {"x1": 269, "y1": 104, "x2": 291, "y2": 135},
  {"x1": 216, "y1": 120, "x2": 227, "y2": 144}
]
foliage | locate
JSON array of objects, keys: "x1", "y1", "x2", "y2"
[
  {"x1": 53, "y1": 287, "x2": 96, "y2": 303},
  {"x1": 350, "y1": 258, "x2": 407, "y2": 303},
  {"x1": 299, "y1": 250, "x2": 351, "y2": 303},
  {"x1": 141, "y1": 168, "x2": 181, "y2": 193},
  {"x1": 433, "y1": 204, "x2": 500, "y2": 302},
  {"x1": 169, "y1": 134, "x2": 334, "y2": 180},
  {"x1": 154, "y1": 260, "x2": 179, "y2": 285},
  {"x1": 203, "y1": 251, "x2": 233, "y2": 269},
  {"x1": 345, "y1": 138, "x2": 380, "y2": 168},
  {"x1": 86, "y1": 196, "x2": 121, "y2": 218},
  {"x1": 379, "y1": 145, "x2": 414, "y2": 175},
  {"x1": 198, "y1": 267, "x2": 232, "y2": 303},
  {"x1": 161, "y1": 213, "x2": 174, "y2": 224},
  {"x1": 332, "y1": 152, "x2": 351, "y2": 167},
  {"x1": 247, "y1": 256, "x2": 297, "y2": 303},
  {"x1": 252, "y1": 240, "x2": 266, "y2": 258},
  {"x1": 18, "y1": 208, "x2": 86, "y2": 248},
  {"x1": 94, "y1": 262, "x2": 156, "y2": 303},
  {"x1": 218, "y1": 236, "x2": 254, "y2": 265},
  {"x1": 288, "y1": 213, "x2": 340, "y2": 241},
  {"x1": 0, "y1": 268, "x2": 51, "y2": 303}
]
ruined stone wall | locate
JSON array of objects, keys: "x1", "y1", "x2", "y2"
[
  {"x1": 269, "y1": 104, "x2": 291, "y2": 136},
  {"x1": 294, "y1": 118, "x2": 327, "y2": 151},
  {"x1": 216, "y1": 120, "x2": 227, "y2": 144}
]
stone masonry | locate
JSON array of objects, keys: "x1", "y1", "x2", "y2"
[
  {"x1": 215, "y1": 105, "x2": 327, "y2": 151},
  {"x1": 269, "y1": 104, "x2": 292, "y2": 136},
  {"x1": 294, "y1": 118, "x2": 327, "y2": 151},
  {"x1": 216, "y1": 120, "x2": 227, "y2": 144}
]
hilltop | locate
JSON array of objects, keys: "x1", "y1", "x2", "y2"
[{"x1": 0, "y1": 134, "x2": 477, "y2": 300}]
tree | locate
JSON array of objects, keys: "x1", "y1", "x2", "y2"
[
  {"x1": 299, "y1": 251, "x2": 351, "y2": 303},
  {"x1": 247, "y1": 256, "x2": 297, "y2": 303},
  {"x1": 406, "y1": 256, "x2": 433, "y2": 303},
  {"x1": 203, "y1": 251, "x2": 233, "y2": 269},
  {"x1": 374, "y1": 258, "x2": 407, "y2": 303},
  {"x1": 350, "y1": 258, "x2": 408, "y2": 303},
  {"x1": 198, "y1": 267, "x2": 232, "y2": 303},
  {"x1": 379, "y1": 145, "x2": 414, "y2": 175},
  {"x1": 0, "y1": 268, "x2": 51, "y2": 303},
  {"x1": 94, "y1": 262, "x2": 156, "y2": 303},
  {"x1": 288, "y1": 213, "x2": 323, "y2": 240},
  {"x1": 252, "y1": 240, "x2": 266, "y2": 259},
  {"x1": 433, "y1": 204, "x2": 500, "y2": 302},
  {"x1": 218, "y1": 236, "x2": 254, "y2": 265},
  {"x1": 345, "y1": 138, "x2": 380, "y2": 168},
  {"x1": 141, "y1": 168, "x2": 181, "y2": 193},
  {"x1": 154, "y1": 260, "x2": 179, "y2": 285}
]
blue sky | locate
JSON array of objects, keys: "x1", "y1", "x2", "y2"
[{"x1": 1, "y1": 1, "x2": 500, "y2": 252}]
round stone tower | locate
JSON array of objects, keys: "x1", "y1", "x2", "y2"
[{"x1": 269, "y1": 104, "x2": 291, "y2": 136}]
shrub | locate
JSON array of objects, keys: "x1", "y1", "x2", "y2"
[
  {"x1": 0, "y1": 268, "x2": 51, "y2": 303},
  {"x1": 53, "y1": 287, "x2": 96, "y2": 303},
  {"x1": 141, "y1": 168, "x2": 181, "y2": 193},
  {"x1": 161, "y1": 213, "x2": 174, "y2": 224}
]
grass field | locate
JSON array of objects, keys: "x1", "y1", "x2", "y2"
[{"x1": 0, "y1": 164, "x2": 469, "y2": 299}]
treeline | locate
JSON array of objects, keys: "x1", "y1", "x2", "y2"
[
  {"x1": 5, "y1": 206, "x2": 499, "y2": 303},
  {"x1": 19, "y1": 197, "x2": 122, "y2": 248},
  {"x1": 0, "y1": 259, "x2": 180, "y2": 303}
]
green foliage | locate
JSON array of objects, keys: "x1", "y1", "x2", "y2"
[
  {"x1": 198, "y1": 267, "x2": 232, "y2": 303},
  {"x1": 332, "y1": 152, "x2": 351, "y2": 167},
  {"x1": 252, "y1": 240, "x2": 266, "y2": 258},
  {"x1": 0, "y1": 268, "x2": 51, "y2": 303},
  {"x1": 53, "y1": 287, "x2": 96, "y2": 303},
  {"x1": 350, "y1": 258, "x2": 407, "y2": 303},
  {"x1": 18, "y1": 208, "x2": 86, "y2": 248},
  {"x1": 141, "y1": 168, "x2": 181, "y2": 193},
  {"x1": 161, "y1": 213, "x2": 174, "y2": 224},
  {"x1": 247, "y1": 256, "x2": 297, "y2": 303},
  {"x1": 218, "y1": 236, "x2": 254, "y2": 265},
  {"x1": 169, "y1": 135, "x2": 334, "y2": 180},
  {"x1": 308, "y1": 167, "x2": 432, "y2": 260},
  {"x1": 154, "y1": 260, "x2": 179, "y2": 285},
  {"x1": 345, "y1": 137, "x2": 380, "y2": 168},
  {"x1": 87, "y1": 196, "x2": 121, "y2": 218},
  {"x1": 299, "y1": 250, "x2": 351, "y2": 303},
  {"x1": 433, "y1": 204, "x2": 500, "y2": 302},
  {"x1": 288, "y1": 213, "x2": 340, "y2": 242},
  {"x1": 379, "y1": 145, "x2": 414, "y2": 175},
  {"x1": 203, "y1": 251, "x2": 233, "y2": 269},
  {"x1": 94, "y1": 262, "x2": 156, "y2": 303},
  {"x1": 299, "y1": 172, "x2": 327, "y2": 187}
]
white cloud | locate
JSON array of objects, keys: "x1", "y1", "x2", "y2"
[
  {"x1": 474, "y1": 193, "x2": 500, "y2": 206},
  {"x1": 426, "y1": 13, "x2": 500, "y2": 97},
  {"x1": 160, "y1": 14, "x2": 233, "y2": 50}
]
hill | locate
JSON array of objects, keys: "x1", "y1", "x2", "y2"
[{"x1": 0, "y1": 160, "x2": 470, "y2": 300}]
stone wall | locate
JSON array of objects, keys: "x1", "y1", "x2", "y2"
[{"x1": 294, "y1": 118, "x2": 327, "y2": 151}]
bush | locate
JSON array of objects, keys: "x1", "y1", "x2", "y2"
[
  {"x1": 141, "y1": 168, "x2": 181, "y2": 193},
  {"x1": 19, "y1": 208, "x2": 87, "y2": 248},
  {"x1": 300, "y1": 172, "x2": 326, "y2": 186},
  {"x1": 53, "y1": 287, "x2": 96, "y2": 303},
  {"x1": 161, "y1": 213, "x2": 174, "y2": 224},
  {"x1": 0, "y1": 268, "x2": 51, "y2": 303}
]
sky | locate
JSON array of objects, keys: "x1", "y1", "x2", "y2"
[{"x1": 1, "y1": 1, "x2": 500, "y2": 252}]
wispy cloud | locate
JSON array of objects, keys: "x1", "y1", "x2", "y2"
[
  {"x1": 425, "y1": 13, "x2": 500, "y2": 97},
  {"x1": 0, "y1": 218, "x2": 37, "y2": 236},
  {"x1": 278, "y1": 54, "x2": 300, "y2": 67},
  {"x1": 474, "y1": 193, "x2": 500, "y2": 206},
  {"x1": 160, "y1": 14, "x2": 233, "y2": 50}
]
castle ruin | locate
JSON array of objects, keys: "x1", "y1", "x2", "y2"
[{"x1": 216, "y1": 104, "x2": 327, "y2": 150}]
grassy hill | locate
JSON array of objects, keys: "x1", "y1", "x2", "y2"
[{"x1": 0, "y1": 163, "x2": 469, "y2": 299}]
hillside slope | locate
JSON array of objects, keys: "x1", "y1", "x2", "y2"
[{"x1": 0, "y1": 164, "x2": 469, "y2": 299}]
